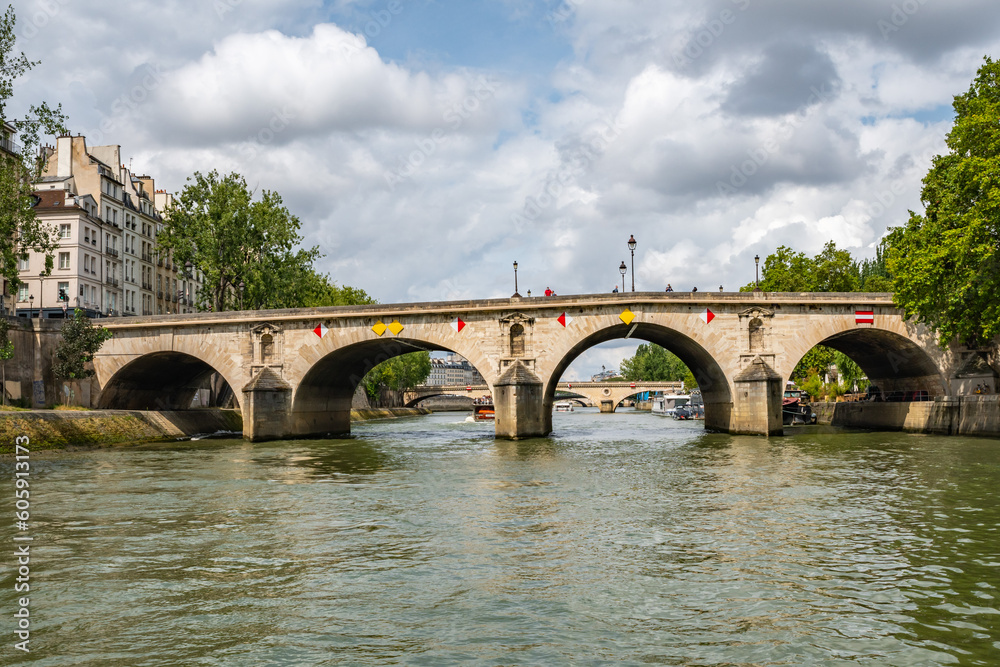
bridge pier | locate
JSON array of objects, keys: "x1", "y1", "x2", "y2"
[
  {"x1": 730, "y1": 356, "x2": 784, "y2": 436},
  {"x1": 599, "y1": 400, "x2": 616, "y2": 413},
  {"x1": 494, "y1": 361, "x2": 548, "y2": 440},
  {"x1": 241, "y1": 368, "x2": 293, "y2": 442}
]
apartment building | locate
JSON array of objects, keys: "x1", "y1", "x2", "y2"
[
  {"x1": 427, "y1": 354, "x2": 486, "y2": 386},
  {"x1": 12, "y1": 134, "x2": 202, "y2": 318}
]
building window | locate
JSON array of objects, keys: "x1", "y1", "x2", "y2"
[
  {"x1": 59, "y1": 223, "x2": 71, "y2": 239},
  {"x1": 17, "y1": 285, "x2": 29, "y2": 302},
  {"x1": 58, "y1": 252, "x2": 70, "y2": 269},
  {"x1": 57, "y1": 281, "x2": 69, "y2": 302},
  {"x1": 18, "y1": 255, "x2": 29, "y2": 271}
]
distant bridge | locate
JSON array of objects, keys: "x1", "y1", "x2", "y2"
[{"x1": 404, "y1": 381, "x2": 685, "y2": 412}]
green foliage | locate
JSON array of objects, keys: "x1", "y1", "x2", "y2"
[
  {"x1": 740, "y1": 242, "x2": 868, "y2": 293},
  {"x1": 0, "y1": 317, "x2": 11, "y2": 361},
  {"x1": 158, "y1": 171, "x2": 321, "y2": 311},
  {"x1": 887, "y1": 57, "x2": 1000, "y2": 346},
  {"x1": 619, "y1": 343, "x2": 690, "y2": 381},
  {"x1": 0, "y1": 4, "x2": 67, "y2": 292},
  {"x1": 800, "y1": 371, "x2": 823, "y2": 401},
  {"x1": 52, "y1": 310, "x2": 112, "y2": 380},
  {"x1": 0, "y1": 317, "x2": 11, "y2": 406},
  {"x1": 791, "y1": 345, "x2": 836, "y2": 382},
  {"x1": 681, "y1": 368, "x2": 698, "y2": 390},
  {"x1": 362, "y1": 352, "x2": 432, "y2": 407},
  {"x1": 740, "y1": 246, "x2": 814, "y2": 292},
  {"x1": 833, "y1": 351, "x2": 868, "y2": 392},
  {"x1": 278, "y1": 265, "x2": 376, "y2": 308}
]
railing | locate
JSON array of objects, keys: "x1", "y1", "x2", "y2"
[
  {"x1": 142, "y1": 253, "x2": 153, "y2": 262},
  {"x1": 106, "y1": 247, "x2": 119, "y2": 257},
  {"x1": 157, "y1": 258, "x2": 163, "y2": 267},
  {"x1": 105, "y1": 277, "x2": 119, "y2": 287},
  {"x1": 157, "y1": 290, "x2": 163, "y2": 299},
  {"x1": 0, "y1": 136, "x2": 21, "y2": 154},
  {"x1": 142, "y1": 281, "x2": 153, "y2": 290}
]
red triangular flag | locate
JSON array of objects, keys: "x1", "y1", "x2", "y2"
[
  {"x1": 313, "y1": 323, "x2": 328, "y2": 337},
  {"x1": 700, "y1": 308, "x2": 714, "y2": 324},
  {"x1": 451, "y1": 317, "x2": 465, "y2": 333},
  {"x1": 558, "y1": 312, "x2": 573, "y2": 327}
]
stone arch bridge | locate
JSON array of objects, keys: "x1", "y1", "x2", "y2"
[
  {"x1": 404, "y1": 381, "x2": 685, "y2": 411},
  {"x1": 90, "y1": 292, "x2": 986, "y2": 440}
]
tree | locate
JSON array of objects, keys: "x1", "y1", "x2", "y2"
[
  {"x1": 157, "y1": 171, "x2": 323, "y2": 312},
  {"x1": 277, "y1": 265, "x2": 376, "y2": 308},
  {"x1": 0, "y1": 5, "x2": 67, "y2": 293},
  {"x1": 619, "y1": 343, "x2": 690, "y2": 381},
  {"x1": 52, "y1": 309, "x2": 112, "y2": 380},
  {"x1": 834, "y1": 351, "x2": 867, "y2": 392},
  {"x1": 740, "y1": 242, "x2": 863, "y2": 292},
  {"x1": 888, "y1": 57, "x2": 1000, "y2": 346},
  {"x1": 811, "y1": 241, "x2": 859, "y2": 292},
  {"x1": 362, "y1": 352, "x2": 431, "y2": 407},
  {"x1": 791, "y1": 345, "x2": 836, "y2": 383},
  {"x1": 740, "y1": 246, "x2": 814, "y2": 292},
  {"x1": 0, "y1": 317, "x2": 12, "y2": 405}
]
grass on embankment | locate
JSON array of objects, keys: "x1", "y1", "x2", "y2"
[{"x1": 0, "y1": 414, "x2": 167, "y2": 454}]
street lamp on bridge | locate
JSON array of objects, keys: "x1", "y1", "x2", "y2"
[
  {"x1": 512, "y1": 261, "x2": 520, "y2": 298},
  {"x1": 754, "y1": 254, "x2": 761, "y2": 291},
  {"x1": 619, "y1": 261, "x2": 627, "y2": 293},
  {"x1": 627, "y1": 235, "x2": 636, "y2": 292}
]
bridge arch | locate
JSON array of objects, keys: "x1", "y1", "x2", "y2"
[
  {"x1": 781, "y1": 325, "x2": 948, "y2": 397},
  {"x1": 289, "y1": 336, "x2": 493, "y2": 437},
  {"x1": 543, "y1": 323, "x2": 732, "y2": 431},
  {"x1": 97, "y1": 351, "x2": 240, "y2": 411}
]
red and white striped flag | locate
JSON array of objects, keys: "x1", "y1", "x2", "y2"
[{"x1": 855, "y1": 310, "x2": 874, "y2": 325}]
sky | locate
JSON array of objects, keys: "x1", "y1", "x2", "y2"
[{"x1": 8, "y1": 0, "x2": 999, "y2": 380}]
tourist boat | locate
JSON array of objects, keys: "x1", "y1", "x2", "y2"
[
  {"x1": 473, "y1": 403, "x2": 495, "y2": 420},
  {"x1": 554, "y1": 402, "x2": 574, "y2": 412},
  {"x1": 782, "y1": 389, "x2": 816, "y2": 425}
]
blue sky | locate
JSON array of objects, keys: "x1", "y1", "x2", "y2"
[{"x1": 9, "y1": 0, "x2": 1000, "y2": 378}]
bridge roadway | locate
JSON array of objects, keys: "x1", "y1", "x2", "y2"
[
  {"x1": 404, "y1": 381, "x2": 686, "y2": 411},
  {"x1": 88, "y1": 291, "x2": 990, "y2": 440}
]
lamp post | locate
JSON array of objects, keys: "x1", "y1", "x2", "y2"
[
  {"x1": 238, "y1": 281, "x2": 246, "y2": 310},
  {"x1": 754, "y1": 254, "x2": 760, "y2": 290},
  {"x1": 29, "y1": 295, "x2": 34, "y2": 319},
  {"x1": 627, "y1": 235, "x2": 636, "y2": 292},
  {"x1": 512, "y1": 261, "x2": 520, "y2": 298},
  {"x1": 619, "y1": 261, "x2": 627, "y2": 293}
]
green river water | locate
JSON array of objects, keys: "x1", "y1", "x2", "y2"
[{"x1": 2, "y1": 409, "x2": 999, "y2": 665}]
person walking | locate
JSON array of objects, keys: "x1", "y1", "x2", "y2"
[
  {"x1": 544, "y1": 287, "x2": 553, "y2": 296},
  {"x1": 665, "y1": 284, "x2": 673, "y2": 292},
  {"x1": 612, "y1": 285, "x2": 619, "y2": 293}
]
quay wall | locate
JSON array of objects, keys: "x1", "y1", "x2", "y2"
[
  {"x1": 812, "y1": 396, "x2": 1000, "y2": 437},
  {"x1": 0, "y1": 409, "x2": 242, "y2": 453},
  {"x1": 0, "y1": 406, "x2": 431, "y2": 452}
]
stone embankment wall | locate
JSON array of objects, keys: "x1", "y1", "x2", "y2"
[
  {"x1": 0, "y1": 406, "x2": 431, "y2": 452},
  {"x1": 812, "y1": 396, "x2": 1000, "y2": 437},
  {"x1": 0, "y1": 409, "x2": 242, "y2": 453}
]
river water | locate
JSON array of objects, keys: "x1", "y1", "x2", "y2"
[{"x1": 3, "y1": 409, "x2": 999, "y2": 666}]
